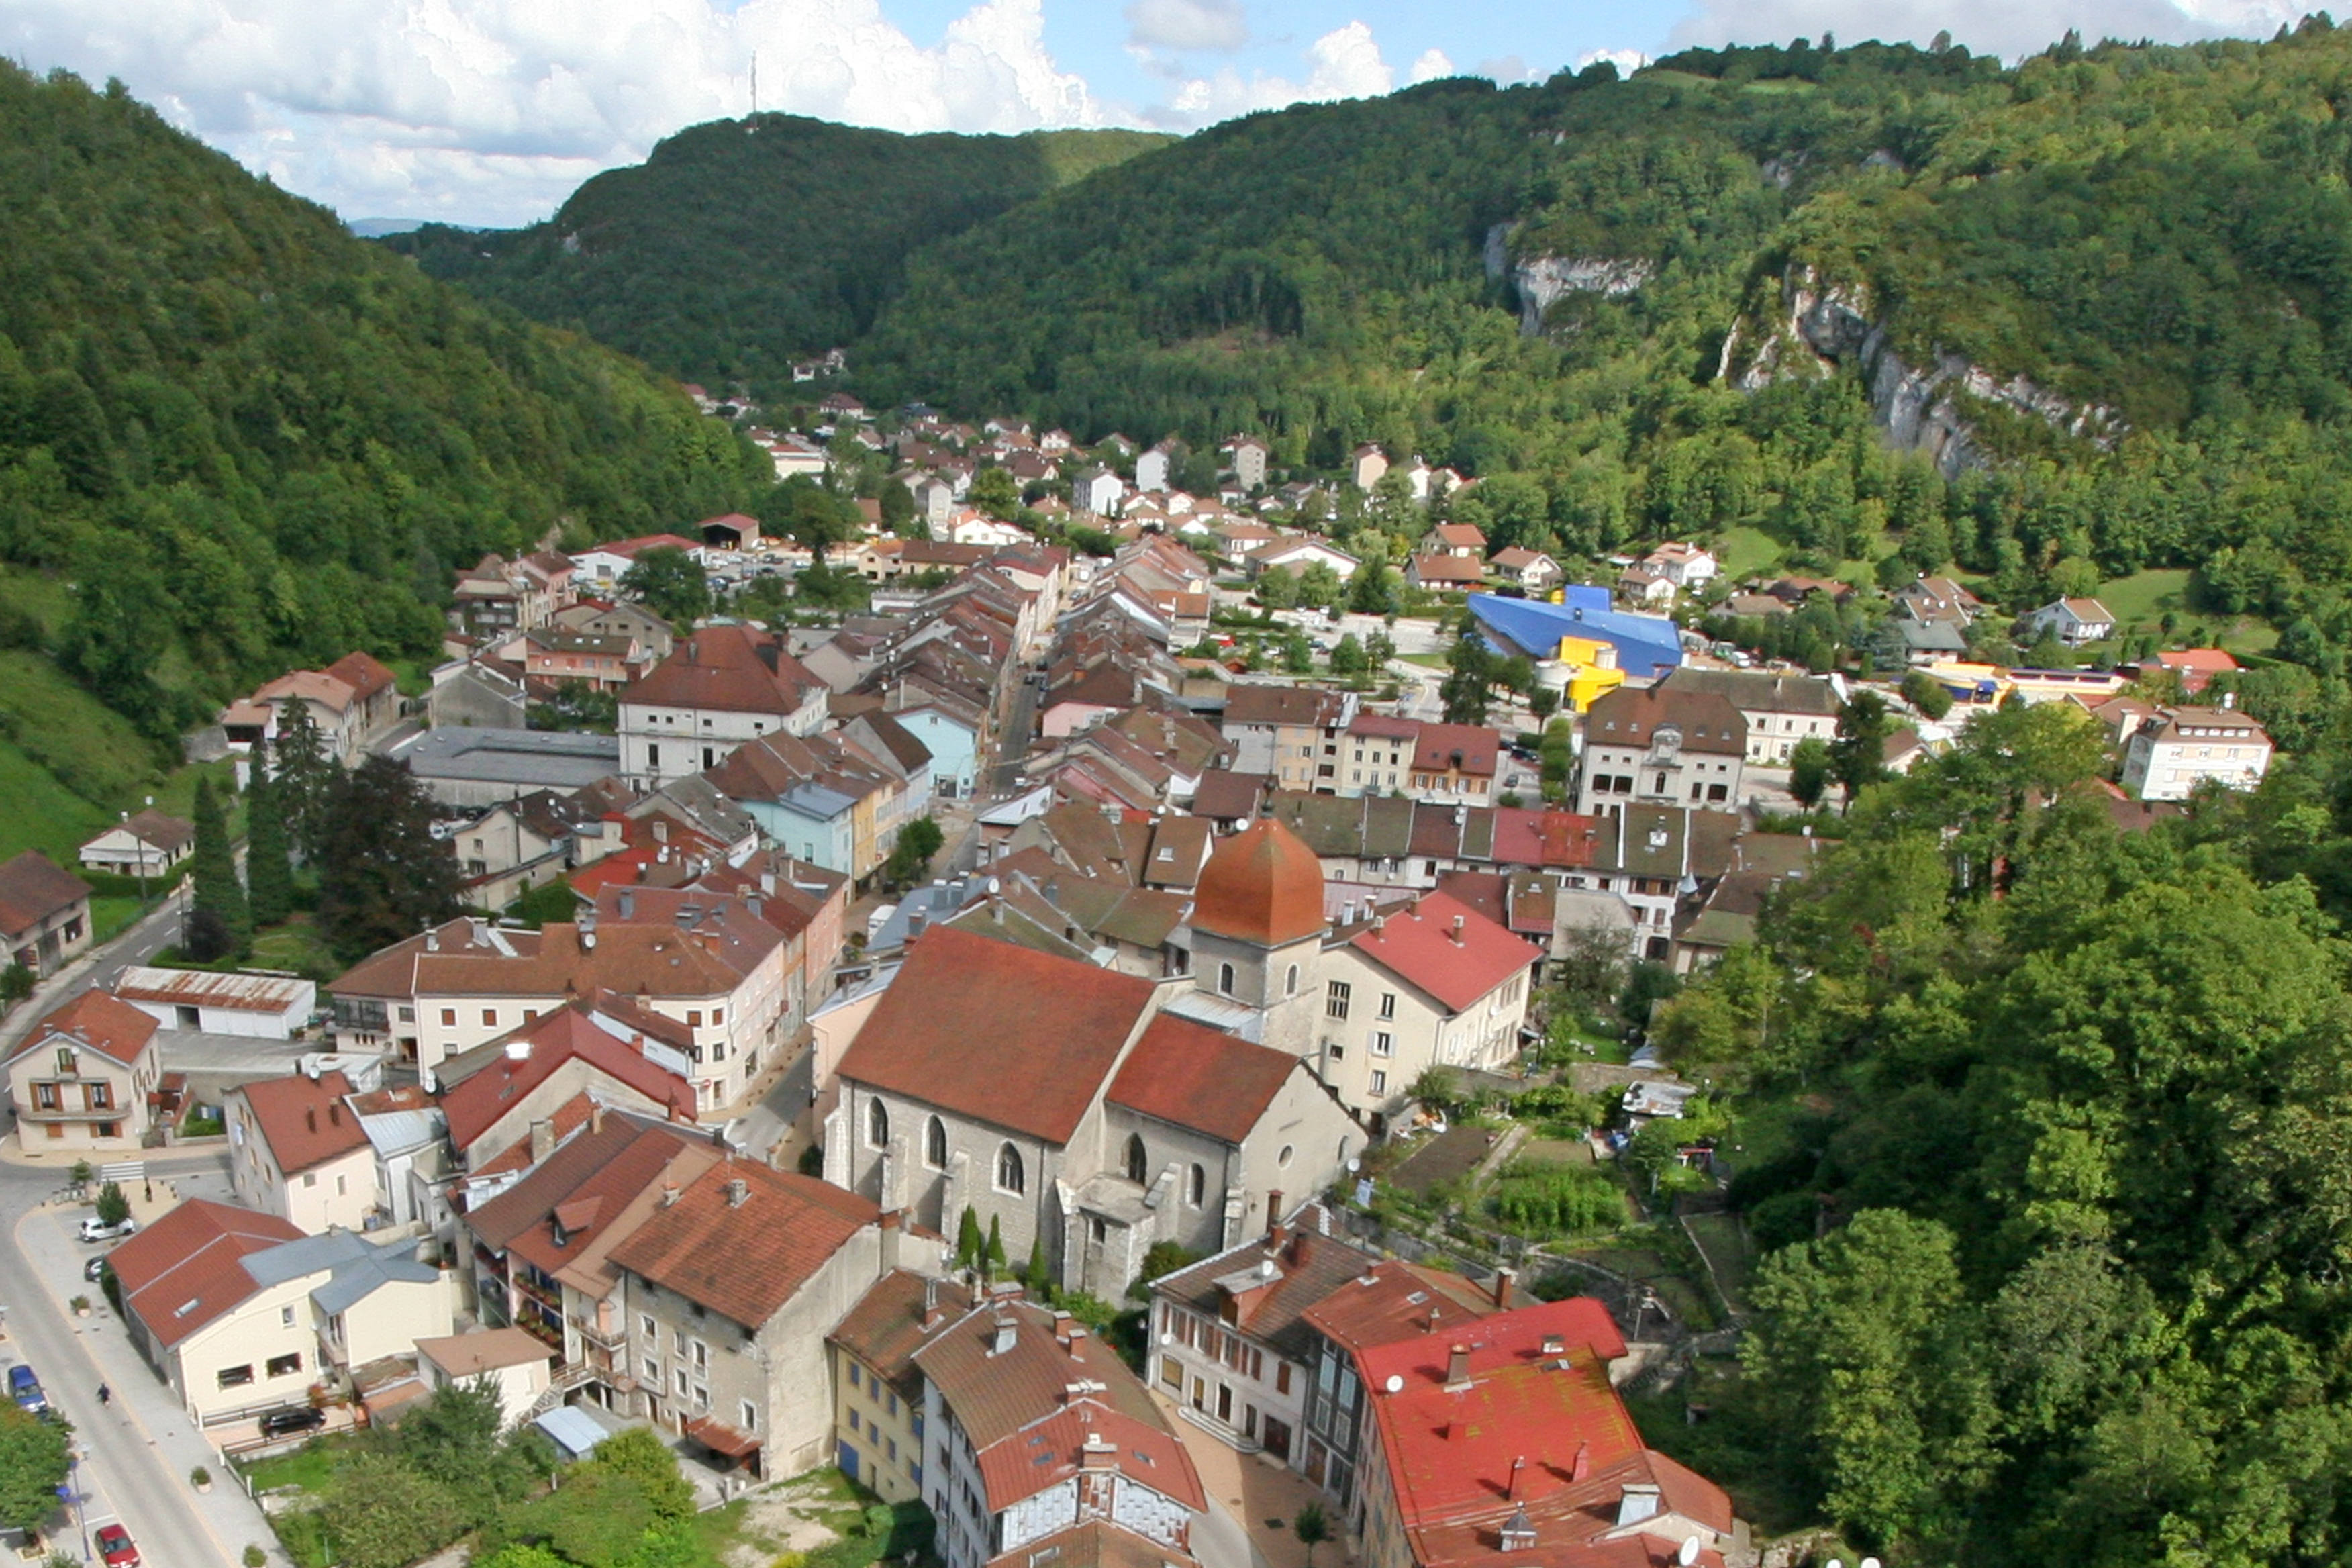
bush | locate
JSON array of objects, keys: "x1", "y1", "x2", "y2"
[
  {"x1": 95, "y1": 1181, "x2": 130, "y2": 1226},
  {"x1": 1745, "y1": 1190, "x2": 1820, "y2": 1255},
  {"x1": 243, "y1": 1547, "x2": 266, "y2": 1568}
]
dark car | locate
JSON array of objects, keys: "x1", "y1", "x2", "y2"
[
  {"x1": 258, "y1": 1404, "x2": 325, "y2": 1437},
  {"x1": 95, "y1": 1524, "x2": 138, "y2": 1568},
  {"x1": 83, "y1": 1254, "x2": 110, "y2": 1283}
]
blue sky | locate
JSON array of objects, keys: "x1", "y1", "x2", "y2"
[{"x1": 0, "y1": 0, "x2": 2304, "y2": 226}]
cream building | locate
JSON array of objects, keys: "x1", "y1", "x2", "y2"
[{"x1": 5, "y1": 989, "x2": 160, "y2": 1150}]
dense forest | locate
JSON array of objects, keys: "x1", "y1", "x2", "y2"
[
  {"x1": 383, "y1": 116, "x2": 1169, "y2": 395},
  {"x1": 0, "y1": 61, "x2": 766, "y2": 760},
  {"x1": 1638, "y1": 695, "x2": 2352, "y2": 1566}
]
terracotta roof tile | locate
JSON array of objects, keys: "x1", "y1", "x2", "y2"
[
  {"x1": 1191, "y1": 818, "x2": 1327, "y2": 946},
  {"x1": 108, "y1": 1199, "x2": 303, "y2": 1348},
  {"x1": 0, "y1": 852, "x2": 89, "y2": 938},
  {"x1": 1108, "y1": 1016, "x2": 1299, "y2": 1145},
  {"x1": 236, "y1": 1071, "x2": 368, "y2": 1175},
  {"x1": 607, "y1": 1159, "x2": 877, "y2": 1328},
  {"x1": 1349, "y1": 894, "x2": 1539, "y2": 1013},
  {"x1": 7, "y1": 988, "x2": 157, "y2": 1069},
  {"x1": 838, "y1": 928, "x2": 1155, "y2": 1144},
  {"x1": 440, "y1": 1003, "x2": 696, "y2": 1152}
]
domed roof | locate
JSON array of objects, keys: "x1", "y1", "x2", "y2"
[{"x1": 1192, "y1": 818, "x2": 1327, "y2": 946}]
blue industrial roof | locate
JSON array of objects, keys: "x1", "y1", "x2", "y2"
[{"x1": 1467, "y1": 595, "x2": 1683, "y2": 678}]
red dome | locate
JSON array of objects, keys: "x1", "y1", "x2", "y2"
[{"x1": 1192, "y1": 818, "x2": 1326, "y2": 946}]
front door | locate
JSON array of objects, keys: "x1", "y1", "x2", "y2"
[
  {"x1": 1216, "y1": 1383, "x2": 1233, "y2": 1424},
  {"x1": 1263, "y1": 1417, "x2": 1293, "y2": 1462}
]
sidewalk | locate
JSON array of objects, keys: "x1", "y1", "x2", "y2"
[
  {"x1": 1155, "y1": 1391, "x2": 1358, "y2": 1568},
  {"x1": 13, "y1": 1202, "x2": 286, "y2": 1565}
]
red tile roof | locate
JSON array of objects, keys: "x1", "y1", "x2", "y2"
[
  {"x1": 606, "y1": 1159, "x2": 877, "y2": 1328},
  {"x1": 108, "y1": 1199, "x2": 303, "y2": 1349},
  {"x1": 9, "y1": 988, "x2": 158, "y2": 1069},
  {"x1": 830, "y1": 1271, "x2": 977, "y2": 1393},
  {"x1": 1411, "y1": 724, "x2": 1500, "y2": 778},
  {"x1": 440, "y1": 1003, "x2": 696, "y2": 1153},
  {"x1": 1298, "y1": 1259, "x2": 1521, "y2": 1354},
  {"x1": 1489, "y1": 810, "x2": 1606, "y2": 871},
  {"x1": 324, "y1": 651, "x2": 397, "y2": 703},
  {"x1": 0, "y1": 852, "x2": 90, "y2": 938},
  {"x1": 1349, "y1": 893, "x2": 1540, "y2": 1012},
  {"x1": 1191, "y1": 818, "x2": 1327, "y2": 947},
  {"x1": 624, "y1": 624, "x2": 823, "y2": 719},
  {"x1": 838, "y1": 927, "x2": 1155, "y2": 1144},
  {"x1": 1356, "y1": 1299, "x2": 1731, "y2": 1568},
  {"x1": 1108, "y1": 1016, "x2": 1300, "y2": 1145},
  {"x1": 236, "y1": 1071, "x2": 367, "y2": 1175}
]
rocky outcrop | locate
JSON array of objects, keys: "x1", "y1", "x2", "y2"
[
  {"x1": 1485, "y1": 224, "x2": 1655, "y2": 336},
  {"x1": 1722, "y1": 266, "x2": 2123, "y2": 476}
]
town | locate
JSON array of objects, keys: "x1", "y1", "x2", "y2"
[{"x1": 0, "y1": 393, "x2": 2273, "y2": 1568}]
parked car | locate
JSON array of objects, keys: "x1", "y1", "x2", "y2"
[
  {"x1": 95, "y1": 1525, "x2": 139, "y2": 1568},
  {"x1": 7, "y1": 1365, "x2": 45, "y2": 1414},
  {"x1": 77, "y1": 1216, "x2": 136, "y2": 1243},
  {"x1": 83, "y1": 1254, "x2": 109, "y2": 1283},
  {"x1": 259, "y1": 1404, "x2": 325, "y2": 1438}
]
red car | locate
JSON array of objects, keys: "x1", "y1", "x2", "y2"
[{"x1": 96, "y1": 1524, "x2": 138, "y2": 1567}]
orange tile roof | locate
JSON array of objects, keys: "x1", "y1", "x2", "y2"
[
  {"x1": 0, "y1": 852, "x2": 89, "y2": 938},
  {"x1": 10, "y1": 988, "x2": 157, "y2": 1069},
  {"x1": 440, "y1": 1004, "x2": 695, "y2": 1152},
  {"x1": 1191, "y1": 818, "x2": 1327, "y2": 946},
  {"x1": 606, "y1": 1159, "x2": 877, "y2": 1328},
  {"x1": 237, "y1": 1071, "x2": 367, "y2": 1175},
  {"x1": 108, "y1": 1199, "x2": 303, "y2": 1349},
  {"x1": 837, "y1": 927, "x2": 1155, "y2": 1144},
  {"x1": 1107, "y1": 1016, "x2": 1298, "y2": 1145},
  {"x1": 624, "y1": 624, "x2": 823, "y2": 719}
]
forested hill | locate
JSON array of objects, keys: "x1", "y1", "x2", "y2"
[
  {"x1": 0, "y1": 62, "x2": 765, "y2": 819},
  {"x1": 383, "y1": 116, "x2": 1171, "y2": 394}
]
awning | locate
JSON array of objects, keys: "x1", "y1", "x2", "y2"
[{"x1": 682, "y1": 1415, "x2": 761, "y2": 1459}]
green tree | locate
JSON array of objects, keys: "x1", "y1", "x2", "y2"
[
  {"x1": 1787, "y1": 736, "x2": 1833, "y2": 810},
  {"x1": 1254, "y1": 567, "x2": 1297, "y2": 609},
  {"x1": 1828, "y1": 691, "x2": 1893, "y2": 805},
  {"x1": 884, "y1": 816, "x2": 945, "y2": 887},
  {"x1": 95, "y1": 1181, "x2": 128, "y2": 1227},
  {"x1": 244, "y1": 748, "x2": 294, "y2": 928},
  {"x1": 957, "y1": 1206, "x2": 983, "y2": 1270},
  {"x1": 575, "y1": 1427, "x2": 694, "y2": 1522},
  {"x1": 271, "y1": 701, "x2": 333, "y2": 862},
  {"x1": 0, "y1": 1404, "x2": 70, "y2": 1534},
  {"x1": 0, "y1": 966, "x2": 30, "y2": 1010},
  {"x1": 620, "y1": 546, "x2": 712, "y2": 626},
  {"x1": 1329, "y1": 634, "x2": 1368, "y2": 679},
  {"x1": 318, "y1": 1452, "x2": 458, "y2": 1568},
  {"x1": 1898, "y1": 670, "x2": 1953, "y2": 721},
  {"x1": 1295, "y1": 561, "x2": 1344, "y2": 609},
  {"x1": 879, "y1": 478, "x2": 917, "y2": 533},
  {"x1": 969, "y1": 466, "x2": 1021, "y2": 521},
  {"x1": 985, "y1": 1214, "x2": 1008, "y2": 1277},
  {"x1": 1743, "y1": 1211, "x2": 1996, "y2": 1549},
  {"x1": 1293, "y1": 1502, "x2": 1331, "y2": 1568},
  {"x1": 315, "y1": 758, "x2": 462, "y2": 960},
  {"x1": 1439, "y1": 632, "x2": 1495, "y2": 724},
  {"x1": 187, "y1": 775, "x2": 248, "y2": 962}
]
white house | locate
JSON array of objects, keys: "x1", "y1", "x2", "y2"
[
  {"x1": 2021, "y1": 597, "x2": 2119, "y2": 647},
  {"x1": 1247, "y1": 538, "x2": 1360, "y2": 581},
  {"x1": 1077, "y1": 468, "x2": 1124, "y2": 516},
  {"x1": 618, "y1": 624, "x2": 830, "y2": 788},
  {"x1": 112, "y1": 967, "x2": 315, "y2": 1038},
  {"x1": 79, "y1": 810, "x2": 195, "y2": 879},
  {"x1": 2120, "y1": 705, "x2": 2274, "y2": 801},
  {"x1": 1136, "y1": 442, "x2": 1175, "y2": 493},
  {"x1": 1642, "y1": 542, "x2": 1719, "y2": 589}
]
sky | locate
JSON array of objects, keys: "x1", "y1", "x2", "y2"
[{"x1": 0, "y1": 0, "x2": 2315, "y2": 228}]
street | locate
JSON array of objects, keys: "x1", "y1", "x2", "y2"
[{"x1": 0, "y1": 1151, "x2": 260, "y2": 1568}]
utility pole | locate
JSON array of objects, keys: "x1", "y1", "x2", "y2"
[{"x1": 751, "y1": 50, "x2": 759, "y2": 115}]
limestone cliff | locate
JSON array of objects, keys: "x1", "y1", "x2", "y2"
[
  {"x1": 1485, "y1": 224, "x2": 1655, "y2": 337},
  {"x1": 1720, "y1": 266, "x2": 2124, "y2": 476}
]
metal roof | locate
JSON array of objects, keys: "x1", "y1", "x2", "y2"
[{"x1": 113, "y1": 966, "x2": 312, "y2": 1012}]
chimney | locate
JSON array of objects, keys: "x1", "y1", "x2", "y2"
[
  {"x1": 1491, "y1": 1266, "x2": 1517, "y2": 1310},
  {"x1": 1449, "y1": 914, "x2": 1465, "y2": 945},
  {"x1": 726, "y1": 1178, "x2": 750, "y2": 1208},
  {"x1": 991, "y1": 1317, "x2": 1018, "y2": 1355},
  {"x1": 660, "y1": 1180, "x2": 681, "y2": 1206},
  {"x1": 579, "y1": 906, "x2": 597, "y2": 949},
  {"x1": 589, "y1": 1101, "x2": 605, "y2": 1136},
  {"x1": 1570, "y1": 1441, "x2": 1591, "y2": 1482},
  {"x1": 528, "y1": 1118, "x2": 554, "y2": 1162},
  {"x1": 328, "y1": 1102, "x2": 342, "y2": 1127},
  {"x1": 923, "y1": 1276, "x2": 944, "y2": 1328},
  {"x1": 908, "y1": 906, "x2": 928, "y2": 939},
  {"x1": 305, "y1": 1108, "x2": 317, "y2": 1134},
  {"x1": 1506, "y1": 1455, "x2": 1526, "y2": 1500},
  {"x1": 425, "y1": 928, "x2": 440, "y2": 952},
  {"x1": 1444, "y1": 1343, "x2": 1472, "y2": 1389},
  {"x1": 1265, "y1": 1190, "x2": 1285, "y2": 1237}
]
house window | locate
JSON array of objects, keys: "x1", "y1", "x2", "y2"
[
  {"x1": 34, "y1": 1084, "x2": 57, "y2": 1110},
  {"x1": 1371, "y1": 1071, "x2": 1387, "y2": 1095},
  {"x1": 217, "y1": 1364, "x2": 255, "y2": 1389},
  {"x1": 688, "y1": 1010, "x2": 703, "y2": 1029},
  {"x1": 676, "y1": 1368, "x2": 690, "y2": 1396},
  {"x1": 441, "y1": 1009, "x2": 457, "y2": 1028},
  {"x1": 84, "y1": 1083, "x2": 111, "y2": 1110},
  {"x1": 867, "y1": 1099, "x2": 890, "y2": 1149},
  {"x1": 925, "y1": 1116, "x2": 948, "y2": 1169},
  {"x1": 1371, "y1": 1032, "x2": 1393, "y2": 1057},
  {"x1": 1125, "y1": 1135, "x2": 1147, "y2": 1185},
  {"x1": 1285, "y1": 964, "x2": 1300, "y2": 996},
  {"x1": 267, "y1": 1353, "x2": 303, "y2": 1378},
  {"x1": 1379, "y1": 993, "x2": 1397, "y2": 1020},
  {"x1": 1219, "y1": 963, "x2": 1236, "y2": 996},
  {"x1": 848, "y1": 1363, "x2": 863, "y2": 1391},
  {"x1": 281, "y1": 1306, "x2": 296, "y2": 1327},
  {"x1": 996, "y1": 1143, "x2": 1025, "y2": 1195},
  {"x1": 1188, "y1": 1164, "x2": 1206, "y2": 1207},
  {"x1": 92, "y1": 1122, "x2": 117, "y2": 1140},
  {"x1": 741, "y1": 1401, "x2": 759, "y2": 1432},
  {"x1": 1326, "y1": 981, "x2": 1350, "y2": 1020},
  {"x1": 481, "y1": 1009, "x2": 498, "y2": 1028}
]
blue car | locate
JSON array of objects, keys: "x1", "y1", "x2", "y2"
[{"x1": 8, "y1": 1365, "x2": 46, "y2": 1414}]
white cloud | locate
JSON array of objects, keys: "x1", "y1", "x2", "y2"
[
  {"x1": 1663, "y1": 0, "x2": 2302, "y2": 60},
  {"x1": 0, "y1": 0, "x2": 1106, "y2": 224},
  {"x1": 1162, "y1": 19, "x2": 1395, "y2": 124},
  {"x1": 1574, "y1": 47, "x2": 1651, "y2": 77},
  {"x1": 1408, "y1": 48, "x2": 1456, "y2": 83},
  {"x1": 1124, "y1": 0, "x2": 1249, "y2": 54}
]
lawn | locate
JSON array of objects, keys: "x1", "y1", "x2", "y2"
[
  {"x1": 248, "y1": 916, "x2": 343, "y2": 981},
  {"x1": 1683, "y1": 1211, "x2": 1757, "y2": 1316},
  {"x1": 89, "y1": 896, "x2": 146, "y2": 946},
  {"x1": 0, "y1": 737, "x2": 109, "y2": 863},
  {"x1": 1711, "y1": 526, "x2": 1783, "y2": 579},
  {"x1": 238, "y1": 1439, "x2": 342, "y2": 1495},
  {"x1": 2095, "y1": 568, "x2": 2192, "y2": 630}
]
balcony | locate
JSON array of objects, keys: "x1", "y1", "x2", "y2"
[{"x1": 571, "y1": 1314, "x2": 627, "y2": 1352}]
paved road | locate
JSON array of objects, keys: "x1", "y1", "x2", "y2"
[
  {"x1": 0, "y1": 1153, "x2": 258, "y2": 1568},
  {"x1": 989, "y1": 671, "x2": 1042, "y2": 799}
]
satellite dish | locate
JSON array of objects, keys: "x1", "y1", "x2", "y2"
[
  {"x1": 1346, "y1": 1159, "x2": 1361, "y2": 1174},
  {"x1": 1383, "y1": 1374, "x2": 1404, "y2": 1394},
  {"x1": 1677, "y1": 1540, "x2": 1699, "y2": 1567}
]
